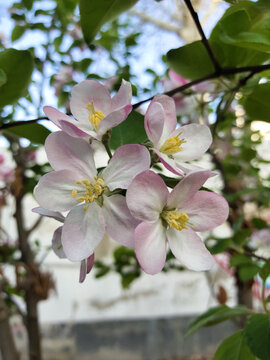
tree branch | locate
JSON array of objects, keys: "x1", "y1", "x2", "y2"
[
  {"x1": 1, "y1": 63, "x2": 270, "y2": 128},
  {"x1": 183, "y1": 0, "x2": 221, "y2": 73}
]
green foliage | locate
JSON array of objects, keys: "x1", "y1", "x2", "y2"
[
  {"x1": 110, "y1": 110, "x2": 147, "y2": 149},
  {"x1": 214, "y1": 331, "x2": 256, "y2": 360},
  {"x1": 79, "y1": 0, "x2": 138, "y2": 45},
  {"x1": 0, "y1": 49, "x2": 34, "y2": 108},
  {"x1": 167, "y1": 41, "x2": 215, "y2": 80},
  {"x1": 259, "y1": 259, "x2": 270, "y2": 282},
  {"x1": 244, "y1": 83, "x2": 270, "y2": 122},
  {"x1": 244, "y1": 314, "x2": 270, "y2": 360},
  {"x1": 185, "y1": 305, "x2": 250, "y2": 337},
  {"x1": 4, "y1": 123, "x2": 51, "y2": 145},
  {"x1": 0, "y1": 69, "x2": 7, "y2": 87}
]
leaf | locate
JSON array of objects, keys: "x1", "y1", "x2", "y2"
[
  {"x1": 110, "y1": 110, "x2": 147, "y2": 149},
  {"x1": 11, "y1": 25, "x2": 26, "y2": 42},
  {"x1": 208, "y1": 238, "x2": 231, "y2": 255},
  {"x1": 4, "y1": 123, "x2": 51, "y2": 145},
  {"x1": 0, "y1": 49, "x2": 34, "y2": 108},
  {"x1": 244, "y1": 83, "x2": 270, "y2": 122},
  {"x1": 214, "y1": 331, "x2": 256, "y2": 360},
  {"x1": 239, "y1": 264, "x2": 260, "y2": 281},
  {"x1": 167, "y1": 41, "x2": 215, "y2": 80},
  {"x1": 79, "y1": 0, "x2": 138, "y2": 45},
  {"x1": 185, "y1": 305, "x2": 250, "y2": 337},
  {"x1": 260, "y1": 259, "x2": 270, "y2": 282},
  {"x1": 244, "y1": 314, "x2": 270, "y2": 360},
  {"x1": 0, "y1": 69, "x2": 7, "y2": 87}
]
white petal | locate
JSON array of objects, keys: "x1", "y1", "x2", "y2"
[
  {"x1": 62, "y1": 204, "x2": 105, "y2": 262},
  {"x1": 102, "y1": 144, "x2": 150, "y2": 190},
  {"x1": 135, "y1": 221, "x2": 167, "y2": 275},
  {"x1": 103, "y1": 195, "x2": 139, "y2": 248},
  {"x1": 167, "y1": 228, "x2": 214, "y2": 271}
]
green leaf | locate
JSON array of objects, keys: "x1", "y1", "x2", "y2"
[
  {"x1": 11, "y1": 25, "x2": 26, "y2": 42},
  {"x1": 79, "y1": 0, "x2": 138, "y2": 45},
  {"x1": 110, "y1": 110, "x2": 147, "y2": 149},
  {"x1": 244, "y1": 314, "x2": 270, "y2": 360},
  {"x1": 0, "y1": 69, "x2": 7, "y2": 87},
  {"x1": 260, "y1": 259, "x2": 270, "y2": 282},
  {"x1": 239, "y1": 264, "x2": 260, "y2": 281},
  {"x1": 4, "y1": 123, "x2": 51, "y2": 145},
  {"x1": 167, "y1": 41, "x2": 215, "y2": 80},
  {"x1": 185, "y1": 305, "x2": 250, "y2": 337},
  {"x1": 0, "y1": 49, "x2": 34, "y2": 108},
  {"x1": 244, "y1": 83, "x2": 270, "y2": 122},
  {"x1": 214, "y1": 331, "x2": 256, "y2": 360},
  {"x1": 208, "y1": 238, "x2": 231, "y2": 255}
]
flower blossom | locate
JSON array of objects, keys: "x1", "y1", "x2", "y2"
[
  {"x1": 126, "y1": 170, "x2": 229, "y2": 275},
  {"x1": 145, "y1": 95, "x2": 212, "y2": 176},
  {"x1": 34, "y1": 131, "x2": 150, "y2": 262},
  {"x1": 44, "y1": 79, "x2": 132, "y2": 140},
  {"x1": 32, "y1": 206, "x2": 94, "y2": 283}
]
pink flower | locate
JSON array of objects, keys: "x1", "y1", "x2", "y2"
[
  {"x1": 32, "y1": 206, "x2": 94, "y2": 283},
  {"x1": 44, "y1": 79, "x2": 132, "y2": 140},
  {"x1": 145, "y1": 95, "x2": 212, "y2": 176},
  {"x1": 126, "y1": 170, "x2": 229, "y2": 275},
  {"x1": 34, "y1": 131, "x2": 150, "y2": 262}
]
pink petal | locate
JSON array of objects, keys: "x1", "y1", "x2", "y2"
[
  {"x1": 52, "y1": 226, "x2": 66, "y2": 259},
  {"x1": 102, "y1": 144, "x2": 150, "y2": 190},
  {"x1": 135, "y1": 221, "x2": 167, "y2": 275},
  {"x1": 59, "y1": 120, "x2": 90, "y2": 138},
  {"x1": 34, "y1": 170, "x2": 80, "y2": 212},
  {"x1": 32, "y1": 206, "x2": 65, "y2": 223},
  {"x1": 167, "y1": 170, "x2": 213, "y2": 209},
  {"x1": 126, "y1": 170, "x2": 168, "y2": 222},
  {"x1": 152, "y1": 95, "x2": 177, "y2": 139},
  {"x1": 79, "y1": 254, "x2": 95, "y2": 283},
  {"x1": 70, "y1": 80, "x2": 111, "y2": 126},
  {"x1": 45, "y1": 132, "x2": 97, "y2": 179},
  {"x1": 103, "y1": 195, "x2": 139, "y2": 248},
  {"x1": 62, "y1": 203, "x2": 105, "y2": 262},
  {"x1": 111, "y1": 79, "x2": 132, "y2": 110},
  {"x1": 184, "y1": 191, "x2": 229, "y2": 231},
  {"x1": 144, "y1": 101, "x2": 165, "y2": 145},
  {"x1": 167, "y1": 228, "x2": 214, "y2": 271},
  {"x1": 173, "y1": 124, "x2": 212, "y2": 161},
  {"x1": 97, "y1": 104, "x2": 132, "y2": 138},
  {"x1": 43, "y1": 106, "x2": 74, "y2": 128},
  {"x1": 79, "y1": 259, "x2": 87, "y2": 283},
  {"x1": 87, "y1": 253, "x2": 95, "y2": 273}
]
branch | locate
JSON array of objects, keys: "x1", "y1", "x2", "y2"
[
  {"x1": 1, "y1": 63, "x2": 270, "y2": 128},
  {"x1": 183, "y1": 0, "x2": 221, "y2": 73}
]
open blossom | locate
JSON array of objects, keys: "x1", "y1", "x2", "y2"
[
  {"x1": 145, "y1": 95, "x2": 212, "y2": 176},
  {"x1": 43, "y1": 79, "x2": 132, "y2": 140},
  {"x1": 126, "y1": 170, "x2": 229, "y2": 275},
  {"x1": 34, "y1": 131, "x2": 150, "y2": 262},
  {"x1": 32, "y1": 207, "x2": 94, "y2": 283}
]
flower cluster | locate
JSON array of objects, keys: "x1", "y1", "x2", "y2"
[{"x1": 34, "y1": 79, "x2": 229, "y2": 282}]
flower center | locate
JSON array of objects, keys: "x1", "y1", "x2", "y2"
[
  {"x1": 159, "y1": 132, "x2": 186, "y2": 155},
  {"x1": 161, "y1": 210, "x2": 190, "y2": 231},
  {"x1": 86, "y1": 101, "x2": 105, "y2": 130},
  {"x1": 72, "y1": 176, "x2": 105, "y2": 210}
]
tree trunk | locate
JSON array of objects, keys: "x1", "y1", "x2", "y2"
[{"x1": 0, "y1": 294, "x2": 20, "y2": 360}]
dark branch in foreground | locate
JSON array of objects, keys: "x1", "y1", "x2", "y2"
[
  {"x1": 183, "y1": 0, "x2": 221, "y2": 74},
  {"x1": 1, "y1": 63, "x2": 270, "y2": 129}
]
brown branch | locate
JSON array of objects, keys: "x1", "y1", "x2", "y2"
[
  {"x1": 1, "y1": 63, "x2": 270, "y2": 127},
  {"x1": 183, "y1": 0, "x2": 221, "y2": 73},
  {"x1": 26, "y1": 216, "x2": 43, "y2": 237}
]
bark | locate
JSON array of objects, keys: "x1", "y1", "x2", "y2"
[{"x1": 0, "y1": 291, "x2": 20, "y2": 360}]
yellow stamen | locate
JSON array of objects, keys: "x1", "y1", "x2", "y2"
[
  {"x1": 86, "y1": 101, "x2": 105, "y2": 130},
  {"x1": 72, "y1": 189, "x2": 77, "y2": 198},
  {"x1": 71, "y1": 177, "x2": 106, "y2": 206},
  {"x1": 161, "y1": 210, "x2": 191, "y2": 231},
  {"x1": 83, "y1": 206, "x2": 87, "y2": 211},
  {"x1": 159, "y1": 132, "x2": 186, "y2": 155}
]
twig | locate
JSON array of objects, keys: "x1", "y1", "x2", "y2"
[
  {"x1": 26, "y1": 216, "x2": 43, "y2": 236},
  {"x1": 1, "y1": 64, "x2": 270, "y2": 128},
  {"x1": 183, "y1": 0, "x2": 221, "y2": 73}
]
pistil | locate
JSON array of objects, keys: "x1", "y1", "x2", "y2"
[
  {"x1": 159, "y1": 132, "x2": 186, "y2": 155},
  {"x1": 72, "y1": 176, "x2": 105, "y2": 210},
  {"x1": 161, "y1": 210, "x2": 191, "y2": 231}
]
